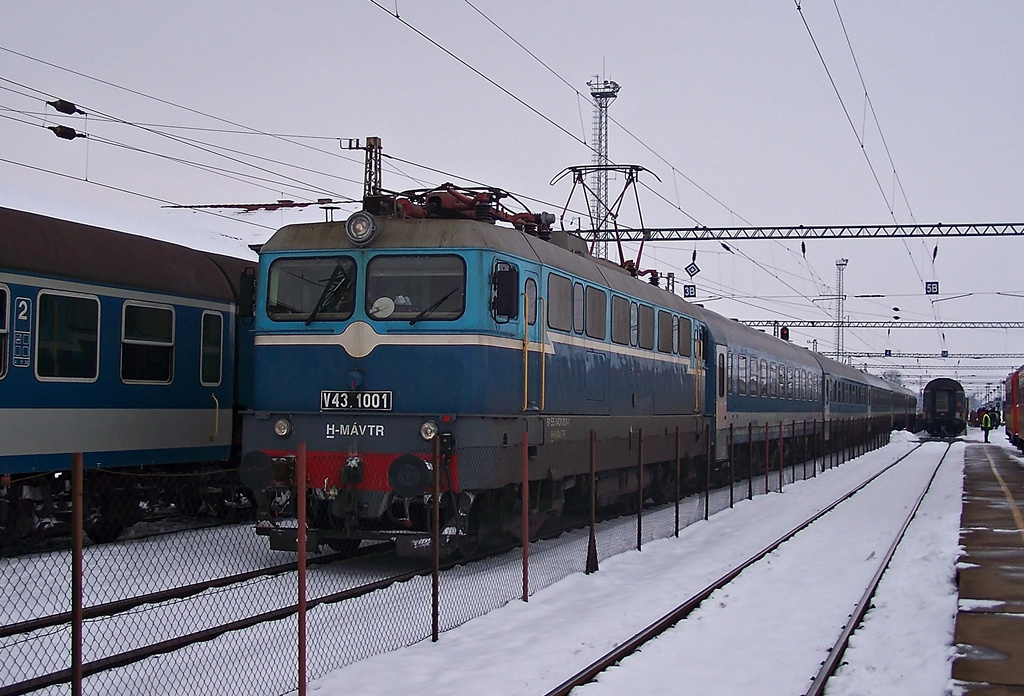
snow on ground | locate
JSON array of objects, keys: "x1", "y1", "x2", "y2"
[{"x1": 306, "y1": 430, "x2": 973, "y2": 696}]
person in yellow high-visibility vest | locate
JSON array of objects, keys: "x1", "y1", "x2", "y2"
[{"x1": 981, "y1": 411, "x2": 992, "y2": 443}]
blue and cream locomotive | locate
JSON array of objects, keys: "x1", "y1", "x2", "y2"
[{"x1": 239, "y1": 185, "x2": 915, "y2": 554}]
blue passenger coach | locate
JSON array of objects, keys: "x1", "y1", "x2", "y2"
[{"x1": 0, "y1": 207, "x2": 255, "y2": 543}]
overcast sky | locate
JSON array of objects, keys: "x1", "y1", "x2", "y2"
[{"x1": 2, "y1": 1, "x2": 1022, "y2": 399}]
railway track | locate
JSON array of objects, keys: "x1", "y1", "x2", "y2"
[{"x1": 544, "y1": 439, "x2": 952, "y2": 696}]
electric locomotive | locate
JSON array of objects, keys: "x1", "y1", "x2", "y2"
[{"x1": 240, "y1": 187, "x2": 716, "y2": 554}]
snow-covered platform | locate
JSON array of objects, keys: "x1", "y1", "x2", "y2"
[{"x1": 954, "y1": 443, "x2": 1024, "y2": 692}]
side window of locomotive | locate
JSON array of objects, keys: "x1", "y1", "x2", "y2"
[
  {"x1": 657, "y1": 310, "x2": 673, "y2": 353},
  {"x1": 585, "y1": 286, "x2": 606, "y2": 340},
  {"x1": 524, "y1": 277, "x2": 537, "y2": 326},
  {"x1": 738, "y1": 354, "x2": 747, "y2": 396},
  {"x1": 547, "y1": 273, "x2": 573, "y2": 332},
  {"x1": 572, "y1": 282, "x2": 585, "y2": 335},
  {"x1": 638, "y1": 305, "x2": 655, "y2": 350},
  {"x1": 677, "y1": 317, "x2": 692, "y2": 357},
  {"x1": 36, "y1": 292, "x2": 99, "y2": 381},
  {"x1": 200, "y1": 311, "x2": 224, "y2": 387},
  {"x1": 268, "y1": 256, "x2": 356, "y2": 322},
  {"x1": 0, "y1": 286, "x2": 7, "y2": 379},
  {"x1": 611, "y1": 295, "x2": 630, "y2": 345},
  {"x1": 121, "y1": 302, "x2": 174, "y2": 384},
  {"x1": 367, "y1": 255, "x2": 465, "y2": 322},
  {"x1": 629, "y1": 302, "x2": 639, "y2": 347}
]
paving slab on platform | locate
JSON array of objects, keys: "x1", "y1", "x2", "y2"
[{"x1": 955, "y1": 444, "x2": 1024, "y2": 692}]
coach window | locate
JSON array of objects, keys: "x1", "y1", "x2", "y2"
[
  {"x1": 769, "y1": 363, "x2": 777, "y2": 398},
  {"x1": 585, "y1": 287, "x2": 607, "y2": 339},
  {"x1": 788, "y1": 366, "x2": 795, "y2": 399},
  {"x1": 657, "y1": 310, "x2": 674, "y2": 353},
  {"x1": 760, "y1": 360, "x2": 768, "y2": 398},
  {"x1": 547, "y1": 274, "x2": 572, "y2": 331},
  {"x1": 0, "y1": 286, "x2": 7, "y2": 379},
  {"x1": 677, "y1": 316, "x2": 692, "y2": 357},
  {"x1": 572, "y1": 282, "x2": 585, "y2": 334},
  {"x1": 524, "y1": 278, "x2": 537, "y2": 326},
  {"x1": 611, "y1": 295, "x2": 630, "y2": 345},
  {"x1": 738, "y1": 355, "x2": 747, "y2": 396},
  {"x1": 121, "y1": 302, "x2": 174, "y2": 384},
  {"x1": 268, "y1": 256, "x2": 356, "y2": 322},
  {"x1": 367, "y1": 255, "x2": 465, "y2": 322},
  {"x1": 727, "y1": 351, "x2": 734, "y2": 394},
  {"x1": 36, "y1": 291, "x2": 99, "y2": 381},
  {"x1": 638, "y1": 305, "x2": 655, "y2": 350},
  {"x1": 200, "y1": 311, "x2": 223, "y2": 386},
  {"x1": 718, "y1": 353, "x2": 726, "y2": 397}
]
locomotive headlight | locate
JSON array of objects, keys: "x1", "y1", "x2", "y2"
[
  {"x1": 345, "y1": 211, "x2": 379, "y2": 246},
  {"x1": 420, "y1": 420, "x2": 439, "y2": 441},
  {"x1": 273, "y1": 418, "x2": 292, "y2": 437}
]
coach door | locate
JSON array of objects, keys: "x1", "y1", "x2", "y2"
[{"x1": 715, "y1": 343, "x2": 729, "y2": 460}]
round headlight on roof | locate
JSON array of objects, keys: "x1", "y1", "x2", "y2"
[{"x1": 345, "y1": 211, "x2": 380, "y2": 246}]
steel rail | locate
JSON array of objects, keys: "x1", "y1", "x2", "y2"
[
  {"x1": 543, "y1": 441, "x2": 928, "y2": 696},
  {"x1": 803, "y1": 441, "x2": 951, "y2": 696}
]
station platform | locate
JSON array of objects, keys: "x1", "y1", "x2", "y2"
[{"x1": 954, "y1": 439, "x2": 1024, "y2": 694}]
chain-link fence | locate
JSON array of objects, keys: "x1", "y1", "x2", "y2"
[{"x1": 0, "y1": 416, "x2": 893, "y2": 695}]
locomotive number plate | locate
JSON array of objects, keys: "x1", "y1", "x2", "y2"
[{"x1": 321, "y1": 390, "x2": 393, "y2": 411}]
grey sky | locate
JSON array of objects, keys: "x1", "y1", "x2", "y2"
[{"x1": 2, "y1": 1, "x2": 1022, "y2": 398}]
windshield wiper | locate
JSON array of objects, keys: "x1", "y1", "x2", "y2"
[
  {"x1": 409, "y1": 288, "x2": 458, "y2": 326},
  {"x1": 305, "y1": 263, "x2": 351, "y2": 325}
]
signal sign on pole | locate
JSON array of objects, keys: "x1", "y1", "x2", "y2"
[
  {"x1": 685, "y1": 262, "x2": 700, "y2": 278},
  {"x1": 925, "y1": 281, "x2": 939, "y2": 295},
  {"x1": 683, "y1": 285, "x2": 697, "y2": 298}
]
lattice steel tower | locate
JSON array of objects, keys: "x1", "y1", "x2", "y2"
[
  {"x1": 587, "y1": 76, "x2": 620, "y2": 258},
  {"x1": 835, "y1": 258, "x2": 849, "y2": 363}
]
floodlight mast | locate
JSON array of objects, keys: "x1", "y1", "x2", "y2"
[{"x1": 587, "y1": 77, "x2": 620, "y2": 259}]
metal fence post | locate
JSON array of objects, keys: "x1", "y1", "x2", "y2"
[
  {"x1": 432, "y1": 435, "x2": 441, "y2": 640},
  {"x1": 296, "y1": 443, "x2": 307, "y2": 696},
  {"x1": 637, "y1": 427, "x2": 644, "y2": 550},
  {"x1": 764, "y1": 425, "x2": 770, "y2": 494},
  {"x1": 521, "y1": 428, "x2": 529, "y2": 602},
  {"x1": 72, "y1": 452, "x2": 83, "y2": 696},
  {"x1": 704, "y1": 423, "x2": 711, "y2": 520},
  {"x1": 587, "y1": 430, "x2": 599, "y2": 573},
  {"x1": 778, "y1": 421, "x2": 784, "y2": 492},
  {"x1": 748, "y1": 422, "x2": 753, "y2": 500},
  {"x1": 729, "y1": 424, "x2": 735, "y2": 509},
  {"x1": 674, "y1": 426, "x2": 681, "y2": 536}
]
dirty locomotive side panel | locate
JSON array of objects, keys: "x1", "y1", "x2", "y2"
[{"x1": 240, "y1": 190, "x2": 713, "y2": 555}]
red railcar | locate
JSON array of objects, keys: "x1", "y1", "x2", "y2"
[{"x1": 1006, "y1": 366, "x2": 1024, "y2": 450}]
